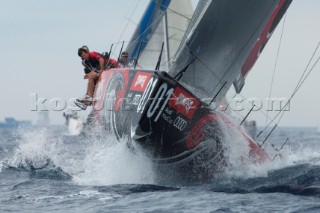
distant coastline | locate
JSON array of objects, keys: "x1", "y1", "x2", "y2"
[{"x1": 0, "y1": 117, "x2": 32, "y2": 128}]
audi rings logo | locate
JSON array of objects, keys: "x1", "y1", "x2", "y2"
[{"x1": 173, "y1": 117, "x2": 187, "y2": 131}]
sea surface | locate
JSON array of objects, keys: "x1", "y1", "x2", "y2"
[{"x1": 1, "y1": 126, "x2": 320, "y2": 213}]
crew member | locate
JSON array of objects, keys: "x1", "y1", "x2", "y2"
[
  {"x1": 102, "y1": 51, "x2": 120, "y2": 69},
  {"x1": 77, "y1": 47, "x2": 106, "y2": 103},
  {"x1": 118, "y1": 51, "x2": 130, "y2": 68}
]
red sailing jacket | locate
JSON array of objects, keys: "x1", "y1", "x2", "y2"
[
  {"x1": 107, "y1": 58, "x2": 120, "y2": 69},
  {"x1": 87, "y1": 52, "x2": 106, "y2": 69},
  {"x1": 84, "y1": 52, "x2": 119, "y2": 70}
]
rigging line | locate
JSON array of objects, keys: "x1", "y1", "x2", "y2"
[
  {"x1": 266, "y1": 42, "x2": 320, "y2": 129},
  {"x1": 260, "y1": 124, "x2": 277, "y2": 148},
  {"x1": 234, "y1": 92, "x2": 278, "y2": 127},
  {"x1": 113, "y1": 0, "x2": 141, "y2": 55},
  {"x1": 273, "y1": 55, "x2": 320, "y2": 125},
  {"x1": 256, "y1": 44, "x2": 320, "y2": 137},
  {"x1": 125, "y1": 7, "x2": 167, "y2": 52},
  {"x1": 266, "y1": 13, "x2": 287, "y2": 126},
  {"x1": 234, "y1": 90, "x2": 278, "y2": 139},
  {"x1": 224, "y1": 93, "x2": 258, "y2": 123},
  {"x1": 225, "y1": 92, "x2": 238, "y2": 109},
  {"x1": 275, "y1": 55, "x2": 320, "y2": 124},
  {"x1": 292, "y1": 56, "x2": 320, "y2": 98},
  {"x1": 271, "y1": 138, "x2": 290, "y2": 161},
  {"x1": 271, "y1": 138, "x2": 290, "y2": 152},
  {"x1": 293, "y1": 42, "x2": 320, "y2": 92},
  {"x1": 240, "y1": 104, "x2": 256, "y2": 126}
]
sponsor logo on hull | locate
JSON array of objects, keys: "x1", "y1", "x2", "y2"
[
  {"x1": 168, "y1": 87, "x2": 200, "y2": 119},
  {"x1": 130, "y1": 72, "x2": 152, "y2": 92},
  {"x1": 173, "y1": 117, "x2": 187, "y2": 131},
  {"x1": 132, "y1": 94, "x2": 141, "y2": 105}
]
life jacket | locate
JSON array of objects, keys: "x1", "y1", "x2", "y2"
[
  {"x1": 107, "y1": 58, "x2": 120, "y2": 68},
  {"x1": 101, "y1": 52, "x2": 119, "y2": 68},
  {"x1": 101, "y1": 52, "x2": 110, "y2": 61},
  {"x1": 83, "y1": 52, "x2": 106, "y2": 71}
]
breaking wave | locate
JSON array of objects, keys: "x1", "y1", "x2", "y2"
[
  {"x1": 1, "y1": 125, "x2": 320, "y2": 198},
  {"x1": 0, "y1": 126, "x2": 154, "y2": 185}
]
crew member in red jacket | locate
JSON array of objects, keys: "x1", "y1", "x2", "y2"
[
  {"x1": 77, "y1": 47, "x2": 106, "y2": 104},
  {"x1": 102, "y1": 51, "x2": 119, "y2": 69}
]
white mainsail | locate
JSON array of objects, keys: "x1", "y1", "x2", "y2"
[{"x1": 126, "y1": 0, "x2": 193, "y2": 71}]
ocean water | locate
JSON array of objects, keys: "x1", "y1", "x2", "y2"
[{"x1": 1, "y1": 126, "x2": 320, "y2": 213}]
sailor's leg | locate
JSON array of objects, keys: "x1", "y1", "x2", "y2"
[
  {"x1": 86, "y1": 78, "x2": 95, "y2": 97},
  {"x1": 85, "y1": 71, "x2": 98, "y2": 97}
]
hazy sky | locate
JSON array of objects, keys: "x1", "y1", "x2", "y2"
[{"x1": 0, "y1": 0, "x2": 320, "y2": 127}]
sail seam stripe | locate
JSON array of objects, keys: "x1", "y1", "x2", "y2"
[{"x1": 113, "y1": 0, "x2": 142, "y2": 58}]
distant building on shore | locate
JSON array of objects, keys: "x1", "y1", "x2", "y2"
[
  {"x1": 0, "y1": 117, "x2": 32, "y2": 128},
  {"x1": 36, "y1": 111, "x2": 50, "y2": 126}
]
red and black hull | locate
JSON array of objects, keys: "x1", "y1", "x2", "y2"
[{"x1": 92, "y1": 68, "x2": 269, "y2": 183}]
